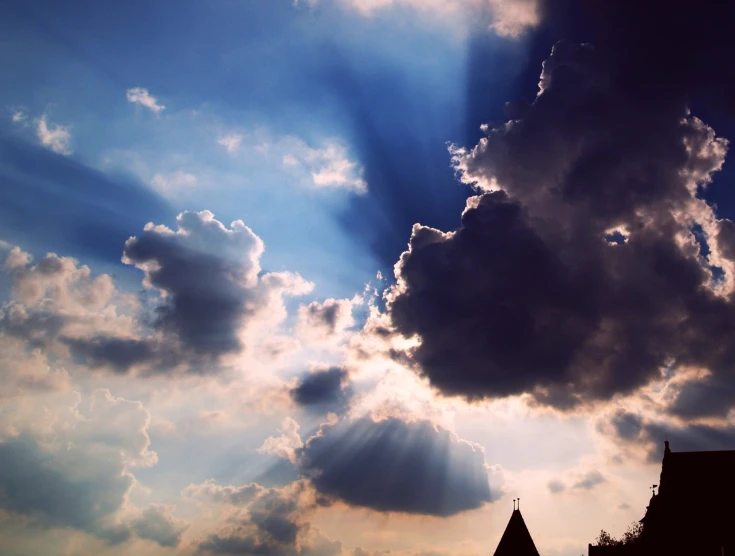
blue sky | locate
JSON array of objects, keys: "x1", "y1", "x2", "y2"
[{"x1": 2, "y1": 1, "x2": 735, "y2": 555}]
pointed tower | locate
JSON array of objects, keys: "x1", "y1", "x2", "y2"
[{"x1": 493, "y1": 503, "x2": 540, "y2": 556}]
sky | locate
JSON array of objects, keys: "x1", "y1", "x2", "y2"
[{"x1": 1, "y1": 0, "x2": 735, "y2": 555}]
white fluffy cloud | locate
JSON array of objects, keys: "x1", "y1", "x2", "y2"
[
  {"x1": 36, "y1": 114, "x2": 72, "y2": 155},
  {"x1": 126, "y1": 87, "x2": 166, "y2": 114}
]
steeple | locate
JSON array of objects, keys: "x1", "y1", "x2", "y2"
[{"x1": 493, "y1": 504, "x2": 540, "y2": 556}]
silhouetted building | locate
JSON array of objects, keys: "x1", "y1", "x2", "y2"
[
  {"x1": 493, "y1": 505, "x2": 540, "y2": 556},
  {"x1": 589, "y1": 441, "x2": 735, "y2": 555}
]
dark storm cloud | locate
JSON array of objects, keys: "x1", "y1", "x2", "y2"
[
  {"x1": 386, "y1": 38, "x2": 735, "y2": 409},
  {"x1": 298, "y1": 417, "x2": 496, "y2": 516},
  {"x1": 290, "y1": 367, "x2": 351, "y2": 410},
  {"x1": 539, "y1": 0, "x2": 735, "y2": 111}
]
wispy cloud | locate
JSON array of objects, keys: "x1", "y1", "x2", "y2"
[
  {"x1": 126, "y1": 87, "x2": 165, "y2": 114},
  {"x1": 150, "y1": 170, "x2": 197, "y2": 193},
  {"x1": 11, "y1": 108, "x2": 27, "y2": 124},
  {"x1": 307, "y1": 0, "x2": 539, "y2": 38},
  {"x1": 217, "y1": 133, "x2": 243, "y2": 153},
  {"x1": 283, "y1": 138, "x2": 368, "y2": 194},
  {"x1": 36, "y1": 114, "x2": 72, "y2": 155}
]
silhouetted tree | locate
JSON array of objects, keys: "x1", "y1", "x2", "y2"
[
  {"x1": 621, "y1": 521, "x2": 643, "y2": 545},
  {"x1": 596, "y1": 529, "x2": 620, "y2": 546},
  {"x1": 595, "y1": 521, "x2": 642, "y2": 547}
]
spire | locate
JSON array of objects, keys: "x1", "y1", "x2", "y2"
[{"x1": 492, "y1": 507, "x2": 540, "y2": 556}]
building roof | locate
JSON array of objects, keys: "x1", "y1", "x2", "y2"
[
  {"x1": 493, "y1": 509, "x2": 540, "y2": 556},
  {"x1": 658, "y1": 442, "x2": 735, "y2": 499}
]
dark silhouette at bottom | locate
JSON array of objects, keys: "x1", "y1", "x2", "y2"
[
  {"x1": 589, "y1": 441, "x2": 735, "y2": 555},
  {"x1": 493, "y1": 498, "x2": 540, "y2": 556}
]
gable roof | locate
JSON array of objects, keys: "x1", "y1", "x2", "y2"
[{"x1": 493, "y1": 509, "x2": 540, "y2": 556}]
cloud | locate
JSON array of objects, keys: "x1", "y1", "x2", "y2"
[
  {"x1": 290, "y1": 367, "x2": 351, "y2": 410},
  {"x1": 11, "y1": 108, "x2": 27, "y2": 124},
  {"x1": 283, "y1": 138, "x2": 367, "y2": 194},
  {"x1": 41, "y1": 210, "x2": 312, "y2": 373},
  {"x1": 258, "y1": 417, "x2": 304, "y2": 464},
  {"x1": 187, "y1": 479, "x2": 340, "y2": 556},
  {"x1": 0, "y1": 388, "x2": 181, "y2": 547},
  {"x1": 601, "y1": 407, "x2": 735, "y2": 462},
  {"x1": 0, "y1": 246, "x2": 135, "y2": 354},
  {"x1": 130, "y1": 505, "x2": 187, "y2": 548},
  {"x1": 298, "y1": 416, "x2": 499, "y2": 516},
  {"x1": 150, "y1": 170, "x2": 197, "y2": 194},
  {"x1": 329, "y1": 0, "x2": 539, "y2": 37},
  {"x1": 36, "y1": 115, "x2": 72, "y2": 155},
  {"x1": 547, "y1": 468, "x2": 605, "y2": 495},
  {"x1": 218, "y1": 133, "x2": 243, "y2": 153},
  {"x1": 297, "y1": 298, "x2": 356, "y2": 344},
  {"x1": 547, "y1": 479, "x2": 565, "y2": 494},
  {"x1": 571, "y1": 470, "x2": 606, "y2": 491},
  {"x1": 385, "y1": 41, "x2": 734, "y2": 409},
  {"x1": 126, "y1": 87, "x2": 165, "y2": 114}
]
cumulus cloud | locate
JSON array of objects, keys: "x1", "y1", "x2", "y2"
[
  {"x1": 258, "y1": 417, "x2": 304, "y2": 463},
  {"x1": 130, "y1": 505, "x2": 187, "y2": 548},
  {"x1": 0, "y1": 246, "x2": 134, "y2": 354},
  {"x1": 298, "y1": 416, "x2": 499, "y2": 516},
  {"x1": 187, "y1": 479, "x2": 340, "y2": 556},
  {"x1": 0, "y1": 388, "x2": 182, "y2": 547},
  {"x1": 385, "y1": 40, "x2": 734, "y2": 409},
  {"x1": 290, "y1": 367, "x2": 351, "y2": 410},
  {"x1": 126, "y1": 87, "x2": 165, "y2": 113},
  {"x1": 283, "y1": 138, "x2": 367, "y2": 194},
  {"x1": 297, "y1": 298, "x2": 356, "y2": 344},
  {"x1": 218, "y1": 133, "x2": 243, "y2": 153},
  {"x1": 28, "y1": 210, "x2": 312, "y2": 374},
  {"x1": 36, "y1": 114, "x2": 72, "y2": 155}
]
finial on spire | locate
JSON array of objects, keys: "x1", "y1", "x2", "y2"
[
  {"x1": 517, "y1": 498, "x2": 520, "y2": 510},
  {"x1": 650, "y1": 484, "x2": 658, "y2": 496},
  {"x1": 664, "y1": 439, "x2": 670, "y2": 455},
  {"x1": 512, "y1": 498, "x2": 516, "y2": 511}
]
